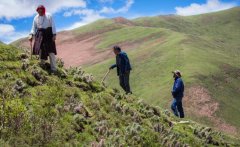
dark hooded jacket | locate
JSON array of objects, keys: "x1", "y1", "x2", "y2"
[
  {"x1": 172, "y1": 77, "x2": 184, "y2": 98},
  {"x1": 111, "y1": 51, "x2": 132, "y2": 76}
]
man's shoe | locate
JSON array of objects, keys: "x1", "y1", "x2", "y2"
[
  {"x1": 126, "y1": 92, "x2": 133, "y2": 95},
  {"x1": 50, "y1": 70, "x2": 58, "y2": 75}
]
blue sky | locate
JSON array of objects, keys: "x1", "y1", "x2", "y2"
[{"x1": 0, "y1": 0, "x2": 239, "y2": 43}]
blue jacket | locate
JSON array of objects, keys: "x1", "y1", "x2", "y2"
[
  {"x1": 172, "y1": 77, "x2": 184, "y2": 98},
  {"x1": 110, "y1": 51, "x2": 132, "y2": 76}
]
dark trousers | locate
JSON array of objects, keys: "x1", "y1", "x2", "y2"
[
  {"x1": 119, "y1": 72, "x2": 131, "y2": 94},
  {"x1": 171, "y1": 97, "x2": 184, "y2": 118}
]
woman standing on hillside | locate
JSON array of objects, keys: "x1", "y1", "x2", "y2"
[{"x1": 29, "y1": 5, "x2": 57, "y2": 73}]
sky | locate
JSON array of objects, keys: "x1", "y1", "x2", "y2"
[{"x1": 0, "y1": 0, "x2": 239, "y2": 44}]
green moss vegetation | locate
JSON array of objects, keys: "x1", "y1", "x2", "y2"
[{"x1": 0, "y1": 42, "x2": 239, "y2": 146}]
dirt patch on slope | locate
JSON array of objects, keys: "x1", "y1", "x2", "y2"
[
  {"x1": 113, "y1": 17, "x2": 135, "y2": 26},
  {"x1": 56, "y1": 34, "x2": 109, "y2": 67},
  {"x1": 184, "y1": 86, "x2": 219, "y2": 118},
  {"x1": 55, "y1": 26, "x2": 124, "y2": 67},
  {"x1": 184, "y1": 86, "x2": 238, "y2": 135}
]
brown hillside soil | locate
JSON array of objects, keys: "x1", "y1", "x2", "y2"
[
  {"x1": 16, "y1": 38, "x2": 30, "y2": 49},
  {"x1": 56, "y1": 34, "x2": 104, "y2": 67},
  {"x1": 184, "y1": 86, "x2": 238, "y2": 135},
  {"x1": 113, "y1": 17, "x2": 135, "y2": 26}
]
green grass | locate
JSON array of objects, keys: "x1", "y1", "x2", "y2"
[
  {"x1": 85, "y1": 7, "x2": 240, "y2": 136},
  {"x1": 1, "y1": 44, "x2": 239, "y2": 146},
  {"x1": 72, "y1": 19, "x2": 123, "y2": 35},
  {"x1": 96, "y1": 26, "x2": 165, "y2": 50}
]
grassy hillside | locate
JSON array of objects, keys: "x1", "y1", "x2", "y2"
[
  {"x1": 72, "y1": 19, "x2": 122, "y2": 35},
  {"x1": 9, "y1": 7, "x2": 240, "y2": 137},
  {"x1": 85, "y1": 7, "x2": 240, "y2": 136},
  {"x1": 1, "y1": 43, "x2": 240, "y2": 146},
  {"x1": 96, "y1": 26, "x2": 165, "y2": 50}
]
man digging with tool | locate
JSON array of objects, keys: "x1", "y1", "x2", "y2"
[
  {"x1": 109, "y1": 46, "x2": 132, "y2": 94},
  {"x1": 29, "y1": 5, "x2": 57, "y2": 74}
]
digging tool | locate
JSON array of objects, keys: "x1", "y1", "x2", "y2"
[
  {"x1": 30, "y1": 41, "x2": 33, "y2": 59},
  {"x1": 28, "y1": 35, "x2": 33, "y2": 59},
  {"x1": 101, "y1": 69, "x2": 111, "y2": 84}
]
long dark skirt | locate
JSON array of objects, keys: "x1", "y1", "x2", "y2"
[{"x1": 33, "y1": 27, "x2": 57, "y2": 60}]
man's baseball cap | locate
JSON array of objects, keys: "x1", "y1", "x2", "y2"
[{"x1": 172, "y1": 70, "x2": 182, "y2": 77}]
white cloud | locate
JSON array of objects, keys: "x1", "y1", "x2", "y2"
[
  {"x1": 100, "y1": 0, "x2": 134, "y2": 14},
  {"x1": 175, "y1": 0, "x2": 236, "y2": 16},
  {"x1": 63, "y1": 0, "x2": 134, "y2": 30},
  {"x1": 64, "y1": 9, "x2": 94, "y2": 17},
  {"x1": 0, "y1": 24, "x2": 15, "y2": 34},
  {"x1": 64, "y1": 9, "x2": 104, "y2": 30},
  {"x1": 64, "y1": 0, "x2": 134, "y2": 17},
  {"x1": 0, "y1": 24, "x2": 28, "y2": 44},
  {"x1": 0, "y1": 0, "x2": 86, "y2": 20}
]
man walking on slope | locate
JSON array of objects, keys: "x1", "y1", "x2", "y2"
[
  {"x1": 171, "y1": 70, "x2": 185, "y2": 118},
  {"x1": 109, "y1": 46, "x2": 132, "y2": 94},
  {"x1": 29, "y1": 5, "x2": 57, "y2": 73}
]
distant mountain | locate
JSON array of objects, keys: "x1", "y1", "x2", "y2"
[{"x1": 12, "y1": 7, "x2": 240, "y2": 136}]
